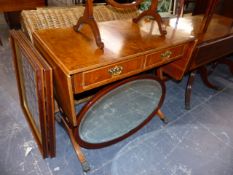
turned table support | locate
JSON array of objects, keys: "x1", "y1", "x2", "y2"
[
  {"x1": 185, "y1": 71, "x2": 196, "y2": 110},
  {"x1": 219, "y1": 58, "x2": 233, "y2": 75},
  {"x1": 185, "y1": 65, "x2": 223, "y2": 110},
  {"x1": 56, "y1": 109, "x2": 90, "y2": 172}
]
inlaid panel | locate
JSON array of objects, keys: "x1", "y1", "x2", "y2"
[{"x1": 20, "y1": 53, "x2": 41, "y2": 135}]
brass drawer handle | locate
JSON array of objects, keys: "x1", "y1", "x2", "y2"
[
  {"x1": 108, "y1": 66, "x2": 123, "y2": 76},
  {"x1": 160, "y1": 50, "x2": 172, "y2": 58}
]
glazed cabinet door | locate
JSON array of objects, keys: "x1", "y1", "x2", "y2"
[{"x1": 10, "y1": 30, "x2": 55, "y2": 158}]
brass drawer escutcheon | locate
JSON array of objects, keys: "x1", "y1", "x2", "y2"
[
  {"x1": 108, "y1": 66, "x2": 123, "y2": 76},
  {"x1": 160, "y1": 50, "x2": 172, "y2": 58}
]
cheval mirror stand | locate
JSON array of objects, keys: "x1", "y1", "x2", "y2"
[
  {"x1": 10, "y1": 0, "x2": 201, "y2": 173},
  {"x1": 73, "y1": 0, "x2": 185, "y2": 49}
]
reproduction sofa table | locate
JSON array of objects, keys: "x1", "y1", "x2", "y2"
[{"x1": 11, "y1": 18, "x2": 196, "y2": 171}]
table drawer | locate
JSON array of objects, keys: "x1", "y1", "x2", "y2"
[
  {"x1": 75, "y1": 56, "x2": 144, "y2": 91},
  {"x1": 145, "y1": 44, "x2": 185, "y2": 68}
]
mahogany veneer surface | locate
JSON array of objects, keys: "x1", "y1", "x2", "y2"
[
  {"x1": 162, "y1": 14, "x2": 233, "y2": 80},
  {"x1": 33, "y1": 19, "x2": 194, "y2": 75},
  {"x1": 168, "y1": 15, "x2": 233, "y2": 42},
  {"x1": 33, "y1": 19, "x2": 195, "y2": 126}
]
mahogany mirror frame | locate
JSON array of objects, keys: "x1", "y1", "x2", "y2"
[{"x1": 74, "y1": 75, "x2": 166, "y2": 149}]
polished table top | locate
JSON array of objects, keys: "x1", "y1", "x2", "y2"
[
  {"x1": 161, "y1": 14, "x2": 233, "y2": 80},
  {"x1": 33, "y1": 18, "x2": 195, "y2": 76},
  {"x1": 167, "y1": 14, "x2": 233, "y2": 43},
  {"x1": 33, "y1": 15, "x2": 233, "y2": 77}
]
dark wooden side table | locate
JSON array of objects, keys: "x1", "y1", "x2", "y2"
[
  {"x1": 193, "y1": 0, "x2": 233, "y2": 18},
  {"x1": 159, "y1": 14, "x2": 233, "y2": 109}
]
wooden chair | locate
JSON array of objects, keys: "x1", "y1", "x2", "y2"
[{"x1": 159, "y1": 0, "x2": 233, "y2": 109}]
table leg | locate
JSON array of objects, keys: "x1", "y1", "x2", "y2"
[
  {"x1": 219, "y1": 58, "x2": 233, "y2": 75},
  {"x1": 56, "y1": 112, "x2": 90, "y2": 172},
  {"x1": 156, "y1": 68, "x2": 169, "y2": 81},
  {"x1": 185, "y1": 71, "x2": 196, "y2": 110},
  {"x1": 157, "y1": 109, "x2": 169, "y2": 124},
  {"x1": 199, "y1": 66, "x2": 221, "y2": 90},
  {"x1": 205, "y1": 58, "x2": 233, "y2": 76}
]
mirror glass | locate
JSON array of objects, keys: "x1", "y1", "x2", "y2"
[{"x1": 79, "y1": 78, "x2": 162, "y2": 144}]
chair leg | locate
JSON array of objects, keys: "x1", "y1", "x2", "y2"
[
  {"x1": 185, "y1": 71, "x2": 196, "y2": 110},
  {"x1": 199, "y1": 66, "x2": 221, "y2": 90},
  {"x1": 0, "y1": 37, "x2": 2, "y2": 46}
]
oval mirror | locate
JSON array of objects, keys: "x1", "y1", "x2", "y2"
[{"x1": 76, "y1": 75, "x2": 165, "y2": 148}]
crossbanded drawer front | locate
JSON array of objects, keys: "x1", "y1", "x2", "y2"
[
  {"x1": 83, "y1": 56, "x2": 144, "y2": 88},
  {"x1": 145, "y1": 45, "x2": 185, "y2": 68}
]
